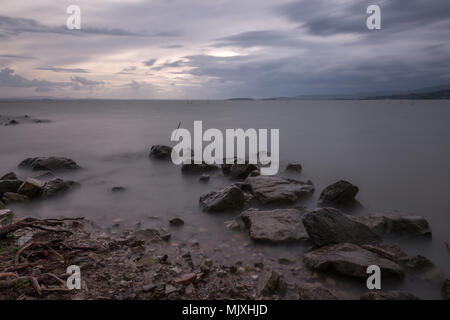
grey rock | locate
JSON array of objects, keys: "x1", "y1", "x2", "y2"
[
  {"x1": 0, "y1": 209, "x2": 15, "y2": 225},
  {"x1": 169, "y1": 218, "x2": 184, "y2": 227},
  {"x1": 361, "y1": 243, "x2": 409, "y2": 262},
  {"x1": 303, "y1": 208, "x2": 381, "y2": 246},
  {"x1": 111, "y1": 186, "x2": 126, "y2": 192},
  {"x1": 2, "y1": 192, "x2": 28, "y2": 204},
  {"x1": 149, "y1": 145, "x2": 172, "y2": 160},
  {"x1": 303, "y1": 243, "x2": 404, "y2": 279},
  {"x1": 360, "y1": 291, "x2": 420, "y2": 300},
  {"x1": 241, "y1": 208, "x2": 308, "y2": 242},
  {"x1": 319, "y1": 180, "x2": 359, "y2": 205},
  {"x1": 181, "y1": 163, "x2": 219, "y2": 173},
  {"x1": 297, "y1": 282, "x2": 339, "y2": 300},
  {"x1": 245, "y1": 175, "x2": 314, "y2": 205},
  {"x1": 229, "y1": 164, "x2": 259, "y2": 179},
  {"x1": 286, "y1": 163, "x2": 302, "y2": 173},
  {"x1": 41, "y1": 178, "x2": 80, "y2": 198},
  {"x1": 199, "y1": 174, "x2": 210, "y2": 182},
  {"x1": 257, "y1": 270, "x2": 287, "y2": 297},
  {"x1": 17, "y1": 178, "x2": 44, "y2": 198},
  {"x1": 19, "y1": 157, "x2": 80, "y2": 171},
  {"x1": 0, "y1": 180, "x2": 23, "y2": 196},
  {"x1": 199, "y1": 184, "x2": 245, "y2": 213},
  {"x1": 0, "y1": 172, "x2": 17, "y2": 180}
]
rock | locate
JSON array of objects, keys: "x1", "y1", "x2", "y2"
[
  {"x1": 0, "y1": 172, "x2": 17, "y2": 180},
  {"x1": 0, "y1": 200, "x2": 5, "y2": 209},
  {"x1": 319, "y1": 180, "x2": 359, "y2": 205},
  {"x1": 0, "y1": 209, "x2": 15, "y2": 225},
  {"x1": 286, "y1": 163, "x2": 302, "y2": 173},
  {"x1": 361, "y1": 243, "x2": 409, "y2": 262},
  {"x1": 0, "y1": 180, "x2": 23, "y2": 196},
  {"x1": 245, "y1": 175, "x2": 314, "y2": 205},
  {"x1": 199, "y1": 174, "x2": 210, "y2": 182},
  {"x1": 2, "y1": 192, "x2": 28, "y2": 204},
  {"x1": 257, "y1": 270, "x2": 287, "y2": 297},
  {"x1": 442, "y1": 279, "x2": 450, "y2": 300},
  {"x1": 174, "y1": 273, "x2": 197, "y2": 285},
  {"x1": 41, "y1": 178, "x2": 80, "y2": 198},
  {"x1": 19, "y1": 157, "x2": 80, "y2": 171},
  {"x1": 303, "y1": 243, "x2": 404, "y2": 279},
  {"x1": 17, "y1": 178, "x2": 44, "y2": 198},
  {"x1": 33, "y1": 171, "x2": 54, "y2": 180},
  {"x1": 360, "y1": 291, "x2": 420, "y2": 300},
  {"x1": 405, "y1": 255, "x2": 435, "y2": 272},
  {"x1": 169, "y1": 218, "x2": 184, "y2": 227},
  {"x1": 199, "y1": 184, "x2": 245, "y2": 213},
  {"x1": 224, "y1": 219, "x2": 241, "y2": 231},
  {"x1": 302, "y1": 208, "x2": 381, "y2": 246},
  {"x1": 241, "y1": 208, "x2": 308, "y2": 243},
  {"x1": 149, "y1": 145, "x2": 172, "y2": 160},
  {"x1": 9, "y1": 119, "x2": 19, "y2": 125},
  {"x1": 181, "y1": 163, "x2": 219, "y2": 173},
  {"x1": 229, "y1": 164, "x2": 259, "y2": 179},
  {"x1": 165, "y1": 284, "x2": 178, "y2": 295},
  {"x1": 111, "y1": 186, "x2": 126, "y2": 192},
  {"x1": 248, "y1": 170, "x2": 260, "y2": 177},
  {"x1": 349, "y1": 213, "x2": 432, "y2": 237},
  {"x1": 296, "y1": 282, "x2": 339, "y2": 300}
]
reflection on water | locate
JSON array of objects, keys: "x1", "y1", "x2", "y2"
[{"x1": 0, "y1": 99, "x2": 449, "y2": 299}]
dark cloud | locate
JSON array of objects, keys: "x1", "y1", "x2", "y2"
[
  {"x1": 117, "y1": 66, "x2": 138, "y2": 75},
  {"x1": 213, "y1": 30, "x2": 300, "y2": 48},
  {"x1": 35, "y1": 66, "x2": 89, "y2": 73},
  {"x1": 143, "y1": 59, "x2": 157, "y2": 67},
  {"x1": 70, "y1": 76, "x2": 104, "y2": 91},
  {"x1": 161, "y1": 44, "x2": 184, "y2": 49},
  {"x1": 0, "y1": 67, "x2": 58, "y2": 89},
  {"x1": 152, "y1": 59, "x2": 186, "y2": 71}
]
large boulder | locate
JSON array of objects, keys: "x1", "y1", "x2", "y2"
[
  {"x1": 0, "y1": 172, "x2": 17, "y2": 180},
  {"x1": 199, "y1": 184, "x2": 246, "y2": 213},
  {"x1": 245, "y1": 175, "x2": 314, "y2": 205},
  {"x1": 2, "y1": 192, "x2": 28, "y2": 204},
  {"x1": 0, "y1": 180, "x2": 23, "y2": 197},
  {"x1": 302, "y1": 208, "x2": 381, "y2": 247},
  {"x1": 360, "y1": 291, "x2": 420, "y2": 300},
  {"x1": 319, "y1": 180, "x2": 359, "y2": 205},
  {"x1": 296, "y1": 282, "x2": 340, "y2": 300},
  {"x1": 41, "y1": 178, "x2": 80, "y2": 198},
  {"x1": 349, "y1": 213, "x2": 432, "y2": 237},
  {"x1": 17, "y1": 178, "x2": 44, "y2": 198},
  {"x1": 303, "y1": 243, "x2": 404, "y2": 279},
  {"x1": 241, "y1": 208, "x2": 308, "y2": 243},
  {"x1": 149, "y1": 145, "x2": 172, "y2": 160},
  {"x1": 19, "y1": 157, "x2": 80, "y2": 171},
  {"x1": 257, "y1": 270, "x2": 287, "y2": 297}
]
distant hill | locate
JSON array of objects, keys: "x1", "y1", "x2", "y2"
[{"x1": 365, "y1": 89, "x2": 450, "y2": 100}]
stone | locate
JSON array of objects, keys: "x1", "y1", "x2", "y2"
[
  {"x1": 442, "y1": 279, "x2": 450, "y2": 300},
  {"x1": 245, "y1": 175, "x2": 314, "y2": 205},
  {"x1": 360, "y1": 291, "x2": 420, "y2": 300},
  {"x1": 149, "y1": 145, "x2": 172, "y2": 160},
  {"x1": 319, "y1": 180, "x2": 359, "y2": 205},
  {"x1": 41, "y1": 179, "x2": 80, "y2": 198},
  {"x1": 17, "y1": 178, "x2": 44, "y2": 198},
  {"x1": 111, "y1": 186, "x2": 126, "y2": 192},
  {"x1": 224, "y1": 219, "x2": 241, "y2": 231},
  {"x1": 9, "y1": 119, "x2": 19, "y2": 125},
  {"x1": 302, "y1": 208, "x2": 381, "y2": 246},
  {"x1": 303, "y1": 243, "x2": 404, "y2": 279},
  {"x1": 349, "y1": 213, "x2": 432, "y2": 237},
  {"x1": 199, "y1": 174, "x2": 210, "y2": 182},
  {"x1": 0, "y1": 172, "x2": 17, "y2": 180},
  {"x1": 181, "y1": 163, "x2": 219, "y2": 173},
  {"x1": 296, "y1": 282, "x2": 339, "y2": 300},
  {"x1": 19, "y1": 157, "x2": 80, "y2": 171},
  {"x1": 286, "y1": 163, "x2": 302, "y2": 173},
  {"x1": 361, "y1": 243, "x2": 409, "y2": 262},
  {"x1": 229, "y1": 164, "x2": 259, "y2": 179},
  {"x1": 174, "y1": 273, "x2": 197, "y2": 285},
  {"x1": 241, "y1": 208, "x2": 308, "y2": 243},
  {"x1": 1, "y1": 192, "x2": 28, "y2": 204},
  {"x1": 0, "y1": 180, "x2": 23, "y2": 196},
  {"x1": 0, "y1": 209, "x2": 15, "y2": 226},
  {"x1": 199, "y1": 184, "x2": 245, "y2": 213},
  {"x1": 257, "y1": 270, "x2": 287, "y2": 297},
  {"x1": 165, "y1": 284, "x2": 177, "y2": 295},
  {"x1": 169, "y1": 218, "x2": 184, "y2": 227}
]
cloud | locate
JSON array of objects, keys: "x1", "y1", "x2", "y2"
[
  {"x1": 0, "y1": 54, "x2": 35, "y2": 59},
  {"x1": 152, "y1": 59, "x2": 186, "y2": 71},
  {"x1": 143, "y1": 59, "x2": 157, "y2": 67},
  {"x1": 161, "y1": 44, "x2": 184, "y2": 49},
  {"x1": 70, "y1": 76, "x2": 104, "y2": 91},
  {"x1": 35, "y1": 66, "x2": 89, "y2": 73},
  {"x1": 0, "y1": 67, "x2": 58, "y2": 89},
  {"x1": 117, "y1": 66, "x2": 138, "y2": 74},
  {"x1": 213, "y1": 30, "x2": 301, "y2": 48}
]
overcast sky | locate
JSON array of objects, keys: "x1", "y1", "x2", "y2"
[{"x1": 0, "y1": 0, "x2": 449, "y2": 99}]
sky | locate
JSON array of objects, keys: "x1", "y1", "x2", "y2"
[{"x1": 0, "y1": 0, "x2": 449, "y2": 99}]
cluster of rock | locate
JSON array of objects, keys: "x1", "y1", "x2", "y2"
[{"x1": 0, "y1": 114, "x2": 51, "y2": 126}]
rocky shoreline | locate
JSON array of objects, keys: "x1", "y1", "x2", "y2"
[{"x1": 0, "y1": 150, "x2": 449, "y2": 300}]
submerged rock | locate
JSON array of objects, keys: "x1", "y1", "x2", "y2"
[
  {"x1": 0, "y1": 172, "x2": 17, "y2": 180},
  {"x1": 2, "y1": 192, "x2": 28, "y2": 204},
  {"x1": 111, "y1": 186, "x2": 126, "y2": 192},
  {"x1": 229, "y1": 164, "x2": 259, "y2": 179},
  {"x1": 319, "y1": 180, "x2": 359, "y2": 205},
  {"x1": 181, "y1": 163, "x2": 219, "y2": 173},
  {"x1": 286, "y1": 163, "x2": 302, "y2": 173},
  {"x1": 17, "y1": 178, "x2": 44, "y2": 198},
  {"x1": 199, "y1": 174, "x2": 210, "y2": 182},
  {"x1": 296, "y1": 282, "x2": 339, "y2": 300},
  {"x1": 241, "y1": 208, "x2": 308, "y2": 243},
  {"x1": 349, "y1": 213, "x2": 432, "y2": 237},
  {"x1": 199, "y1": 184, "x2": 246, "y2": 213},
  {"x1": 149, "y1": 145, "x2": 172, "y2": 160},
  {"x1": 169, "y1": 218, "x2": 184, "y2": 227},
  {"x1": 41, "y1": 178, "x2": 80, "y2": 198},
  {"x1": 245, "y1": 175, "x2": 314, "y2": 205},
  {"x1": 19, "y1": 157, "x2": 80, "y2": 171},
  {"x1": 302, "y1": 208, "x2": 381, "y2": 247},
  {"x1": 257, "y1": 270, "x2": 287, "y2": 297},
  {"x1": 303, "y1": 243, "x2": 404, "y2": 279},
  {"x1": 0, "y1": 180, "x2": 23, "y2": 196},
  {"x1": 360, "y1": 291, "x2": 420, "y2": 300}
]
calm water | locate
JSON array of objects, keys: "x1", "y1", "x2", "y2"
[{"x1": 0, "y1": 99, "x2": 449, "y2": 298}]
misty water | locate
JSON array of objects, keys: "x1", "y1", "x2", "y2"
[{"x1": 0, "y1": 99, "x2": 449, "y2": 299}]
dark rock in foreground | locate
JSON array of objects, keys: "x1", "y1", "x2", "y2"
[
  {"x1": 0, "y1": 172, "x2": 17, "y2": 180},
  {"x1": 360, "y1": 291, "x2": 420, "y2": 300},
  {"x1": 199, "y1": 184, "x2": 246, "y2": 213},
  {"x1": 149, "y1": 145, "x2": 172, "y2": 160},
  {"x1": 257, "y1": 270, "x2": 287, "y2": 297},
  {"x1": 17, "y1": 178, "x2": 45, "y2": 198},
  {"x1": 2, "y1": 192, "x2": 28, "y2": 204},
  {"x1": 241, "y1": 208, "x2": 308, "y2": 243},
  {"x1": 0, "y1": 180, "x2": 23, "y2": 197},
  {"x1": 303, "y1": 243, "x2": 404, "y2": 279},
  {"x1": 245, "y1": 175, "x2": 314, "y2": 205},
  {"x1": 303, "y1": 207, "x2": 381, "y2": 246},
  {"x1": 41, "y1": 178, "x2": 80, "y2": 198},
  {"x1": 19, "y1": 157, "x2": 80, "y2": 171},
  {"x1": 319, "y1": 180, "x2": 359, "y2": 205},
  {"x1": 349, "y1": 213, "x2": 432, "y2": 237},
  {"x1": 296, "y1": 282, "x2": 339, "y2": 300}
]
